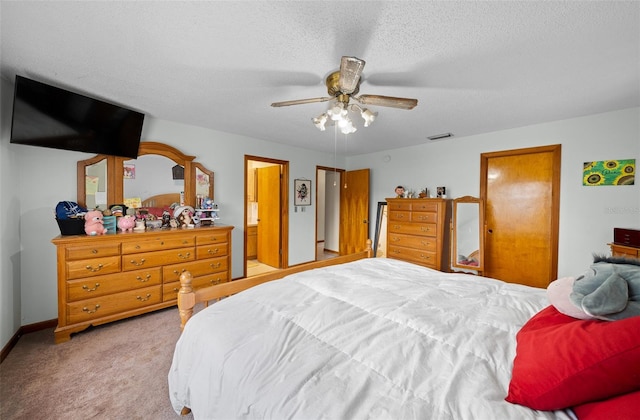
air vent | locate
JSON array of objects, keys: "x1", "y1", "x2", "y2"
[{"x1": 427, "y1": 133, "x2": 454, "y2": 141}]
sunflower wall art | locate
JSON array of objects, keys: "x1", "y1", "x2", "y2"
[{"x1": 583, "y1": 159, "x2": 635, "y2": 186}]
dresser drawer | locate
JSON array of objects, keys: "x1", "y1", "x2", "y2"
[
  {"x1": 162, "y1": 272, "x2": 230, "y2": 301},
  {"x1": 121, "y1": 236, "x2": 195, "y2": 254},
  {"x1": 66, "y1": 268, "x2": 162, "y2": 301},
  {"x1": 388, "y1": 221, "x2": 437, "y2": 237},
  {"x1": 388, "y1": 211, "x2": 411, "y2": 222},
  {"x1": 196, "y1": 232, "x2": 229, "y2": 246},
  {"x1": 196, "y1": 243, "x2": 228, "y2": 259},
  {"x1": 65, "y1": 243, "x2": 121, "y2": 260},
  {"x1": 387, "y1": 201, "x2": 412, "y2": 212},
  {"x1": 411, "y1": 201, "x2": 439, "y2": 212},
  {"x1": 410, "y1": 212, "x2": 438, "y2": 223},
  {"x1": 388, "y1": 245, "x2": 438, "y2": 268},
  {"x1": 163, "y1": 256, "x2": 228, "y2": 282},
  {"x1": 388, "y1": 233, "x2": 437, "y2": 251},
  {"x1": 122, "y1": 247, "x2": 195, "y2": 271},
  {"x1": 610, "y1": 244, "x2": 640, "y2": 259},
  {"x1": 66, "y1": 256, "x2": 121, "y2": 280},
  {"x1": 66, "y1": 285, "x2": 162, "y2": 324}
]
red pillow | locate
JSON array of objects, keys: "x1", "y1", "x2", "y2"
[
  {"x1": 573, "y1": 389, "x2": 640, "y2": 420},
  {"x1": 505, "y1": 306, "x2": 640, "y2": 411}
]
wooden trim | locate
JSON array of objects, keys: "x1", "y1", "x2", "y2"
[
  {"x1": 178, "y1": 239, "x2": 373, "y2": 330},
  {"x1": 1, "y1": 319, "x2": 57, "y2": 364}
]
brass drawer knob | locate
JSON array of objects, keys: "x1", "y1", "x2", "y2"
[
  {"x1": 82, "y1": 304, "x2": 100, "y2": 314},
  {"x1": 135, "y1": 274, "x2": 151, "y2": 283},
  {"x1": 85, "y1": 263, "x2": 104, "y2": 272},
  {"x1": 207, "y1": 248, "x2": 219, "y2": 255},
  {"x1": 136, "y1": 293, "x2": 152, "y2": 302},
  {"x1": 82, "y1": 283, "x2": 100, "y2": 292},
  {"x1": 177, "y1": 252, "x2": 191, "y2": 259},
  {"x1": 130, "y1": 259, "x2": 146, "y2": 266}
]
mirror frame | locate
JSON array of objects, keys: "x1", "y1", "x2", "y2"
[
  {"x1": 451, "y1": 195, "x2": 485, "y2": 274},
  {"x1": 78, "y1": 141, "x2": 213, "y2": 209}
]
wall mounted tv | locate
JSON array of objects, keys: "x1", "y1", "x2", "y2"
[{"x1": 10, "y1": 75, "x2": 144, "y2": 159}]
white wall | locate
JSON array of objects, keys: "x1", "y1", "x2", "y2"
[
  {"x1": 348, "y1": 107, "x2": 640, "y2": 279},
  {"x1": 1, "y1": 77, "x2": 21, "y2": 348}
]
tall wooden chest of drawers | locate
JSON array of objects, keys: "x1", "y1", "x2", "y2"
[
  {"x1": 386, "y1": 198, "x2": 451, "y2": 271},
  {"x1": 52, "y1": 225, "x2": 233, "y2": 343}
]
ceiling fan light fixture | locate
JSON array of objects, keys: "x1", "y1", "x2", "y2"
[
  {"x1": 338, "y1": 56, "x2": 365, "y2": 94},
  {"x1": 339, "y1": 118, "x2": 357, "y2": 134},
  {"x1": 361, "y1": 108, "x2": 377, "y2": 127},
  {"x1": 327, "y1": 103, "x2": 347, "y2": 121},
  {"x1": 313, "y1": 113, "x2": 328, "y2": 131}
]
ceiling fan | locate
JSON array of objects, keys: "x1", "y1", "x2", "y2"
[{"x1": 271, "y1": 56, "x2": 418, "y2": 133}]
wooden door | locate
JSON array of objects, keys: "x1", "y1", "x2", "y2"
[
  {"x1": 480, "y1": 145, "x2": 561, "y2": 288},
  {"x1": 257, "y1": 165, "x2": 281, "y2": 268},
  {"x1": 339, "y1": 168, "x2": 370, "y2": 255}
]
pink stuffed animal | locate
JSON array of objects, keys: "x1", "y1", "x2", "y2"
[
  {"x1": 84, "y1": 210, "x2": 108, "y2": 236},
  {"x1": 117, "y1": 215, "x2": 136, "y2": 232}
]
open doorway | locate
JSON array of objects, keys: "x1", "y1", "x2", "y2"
[
  {"x1": 245, "y1": 156, "x2": 289, "y2": 278},
  {"x1": 315, "y1": 166, "x2": 370, "y2": 259},
  {"x1": 316, "y1": 166, "x2": 344, "y2": 261}
]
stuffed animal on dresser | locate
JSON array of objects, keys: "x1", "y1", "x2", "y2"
[
  {"x1": 117, "y1": 215, "x2": 136, "y2": 232},
  {"x1": 84, "y1": 210, "x2": 108, "y2": 236}
]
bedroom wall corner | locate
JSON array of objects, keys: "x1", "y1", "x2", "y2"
[{"x1": 0, "y1": 76, "x2": 22, "y2": 349}]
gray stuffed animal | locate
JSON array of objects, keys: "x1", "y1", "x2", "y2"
[{"x1": 570, "y1": 255, "x2": 640, "y2": 321}]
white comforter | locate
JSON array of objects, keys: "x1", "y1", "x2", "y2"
[{"x1": 169, "y1": 258, "x2": 573, "y2": 420}]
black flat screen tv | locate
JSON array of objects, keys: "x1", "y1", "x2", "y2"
[{"x1": 10, "y1": 75, "x2": 144, "y2": 159}]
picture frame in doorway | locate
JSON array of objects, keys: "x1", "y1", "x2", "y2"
[{"x1": 294, "y1": 179, "x2": 311, "y2": 206}]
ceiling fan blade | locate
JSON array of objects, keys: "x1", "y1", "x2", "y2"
[
  {"x1": 339, "y1": 56, "x2": 365, "y2": 94},
  {"x1": 354, "y1": 94, "x2": 418, "y2": 110},
  {"x1": 271, "y1": 97, "x2": 333, "y2": 107}
]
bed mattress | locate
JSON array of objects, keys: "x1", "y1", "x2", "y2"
[{"x1": 169, "y1": 258, "x2": 573, "y2": 419}]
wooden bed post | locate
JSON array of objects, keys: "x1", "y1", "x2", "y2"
[{"x1": 178, "y1": 271, "x2": 195, "y2": 331}]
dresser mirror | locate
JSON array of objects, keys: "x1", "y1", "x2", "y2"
[
  {"x1": 451, "y1": 196, "x2": 484, "y2": 274},
  {"x1": 77, "y1": 142, "x2": 213, "y2": 210}
]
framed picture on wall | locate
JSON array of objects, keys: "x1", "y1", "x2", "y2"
[{"x1": 294, "y1": 179, "x2": 311, "y2": 206}]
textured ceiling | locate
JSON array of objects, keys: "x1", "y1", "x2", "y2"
[{"x1": 1, "y1": 1, "x2": 638, "y2": 156}]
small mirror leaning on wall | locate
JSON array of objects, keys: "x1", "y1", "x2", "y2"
[{"x1": 451, "y1": 196, "x2": 485, "y2": 275}]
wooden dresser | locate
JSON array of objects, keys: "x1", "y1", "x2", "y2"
[
  {"x1": 386, "y1": 198, "x2": 451, "y2": 271},
  {"x1": 609, "y1": 243, "x2": 640, "y2": 259},
  {"x1": 51, "y1": 225, "x2": 233, "y2": 343}
]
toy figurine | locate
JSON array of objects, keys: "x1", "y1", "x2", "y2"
[
  {"x1": 133, "y1": 219, "x2": 146, "y2": 232},
  {"x1": 162, "y1": 211, "x2": 171, "y2": 228},
  {"x1": 84, "y1": 210, "x2": 108, "y2": 236},
  {"x1": 202, "y1": 198, "x2": 214, "y2": 209},
  {"x1": 395, "y1": 185, "x2": 405, "y2": 198},
  {"x1": 174, "y1": 206, "x2": 195, "y2": 228},
  {"x1": 117, "y1": 215, "x2": 136, "y2": 232}
]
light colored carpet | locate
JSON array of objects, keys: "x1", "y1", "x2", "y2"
[{"x1": 0, "y1": 307, "x2": 191, "y2": 420}]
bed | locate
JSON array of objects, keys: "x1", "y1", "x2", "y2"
[
  {"x1": 141, "y1": 193, "x2": 181, "y2": 209},
  {"x1": 169, "y1": 250, "x2": 640, "y2": 419}
]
